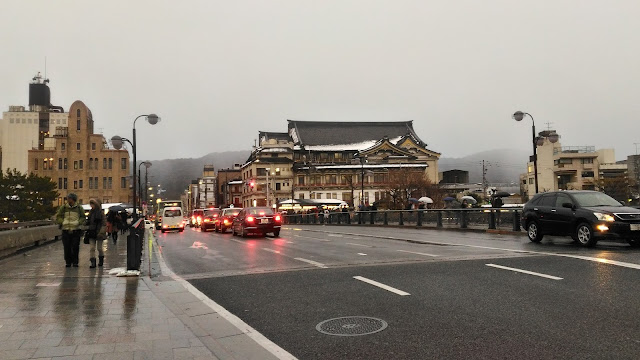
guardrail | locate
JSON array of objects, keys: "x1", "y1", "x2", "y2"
[
  {"x1": 283, "y1": 208, "x2": 523, "y2": 232},
  {"x1": 0, "y1": 223, "x2": 61, "y2": 258},
  {"x1": 0, "y1": 220, "x2": 54, "y2": 231}
]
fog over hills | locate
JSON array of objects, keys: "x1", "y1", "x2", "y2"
[{"x1": 146, "y1": 149, "x2": 529, "y2": 200}]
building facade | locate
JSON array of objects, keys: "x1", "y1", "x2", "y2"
[
  {"x1": 242, "y1": 121, "x2": 440, "y2": 209},
  {"x1": 0, "y1": 73, "x2": 68, "y2": 174},
  {"x1": 216, "y1": 166, "x2": 242, "y2": 207},
  {"x1": 28, "y1": 100, "x2": 131, "y2": 206}
]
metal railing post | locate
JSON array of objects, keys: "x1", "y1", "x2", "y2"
[
  {"x1": 460, "y1": 210, "x2": 467, "y2": 229},
  {"x1": 513, "y1": 210, "x2": 521, "y2": 231},
  {"x1": 489, "y1": 210, "x2": 496, "y2": 229},
  {"x1": 399, "y1": 211, "x2": 404, "y2": 226},
  {"x1": 370, "y1": 212, "x2": 375, "y2": 225},
  {"x1": 383, "y1": 211, "x2": 388, "y2": 225},
  {"x1": 417, "y1": 211, "x2": 423, "y2": 227},
  {"x1": 358, "y1": 212, "x2": 363, "y2": 225},
  {"x1": 436, "y1": 211, "x2": 442, "y2": 227}
]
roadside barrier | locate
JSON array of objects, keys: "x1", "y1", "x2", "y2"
[{"x1": 0, "y1": 221, "x2": 60, "y2": 257}]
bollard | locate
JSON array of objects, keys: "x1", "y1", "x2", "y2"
[
  {"x1": 513, "y1": 210, "x2": 521, "y2": 231},
  {"x1": 417, "y1": 211, "x2": 422, "y2": 227},
  {"x1": 436, "y1": 212, "x2": 443, "y2": 227},
  {"x1": 488, "y1": 210, "x2": 496, "y2": 229},
  {"x1": 460, "y1": 210, "x2": 467, "y2": 229},
  {"x1": 399, "y1": 212, "x2": 404, "y2": 226},
  {"x1": 383, "y1": 211, "x2": 388, "y2": 225}
]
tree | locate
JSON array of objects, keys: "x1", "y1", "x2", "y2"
[
  {"x1": 598, "y1": 176, "x2": 629, "y2": 203},
  {"x1": 0, "y1": 169, "x2": 58, "y2": 222},
  {"x1": 382, "y1": 169, "x2": 436, "y2": 209}
]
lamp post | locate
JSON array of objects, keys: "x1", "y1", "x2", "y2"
[
  {"x1": 137, "y1": 161, "x2": 151, "y2": 216},
  {"x1": 355, "y1": 155, "x2": 368, "y2": 207},
  {"x1": 111, "y1": 113, "x2": 159, "y2": 221},
  {"x1": 265, "y1": 168, "x2": 270, "y2": 207}
]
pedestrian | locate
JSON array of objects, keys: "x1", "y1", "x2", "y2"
[
  {"x1": 86, "y1": 199, "x2": 107, "y2": 268},
  {"x1": 106, "y1": 210, "x2": 118, "y2": 243},
  {"x1": 55, "y1": 193, "x2": 86, "y2": 267}
]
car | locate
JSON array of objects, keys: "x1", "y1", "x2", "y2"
[
  {"x1": 231, "y1": 207, "x2": 281, "y2": 237},
  {"x1": 521, "y1": 190, "x2": 640, "y2": 247},
  {"x1": 191, "y1": 209, "x2": 205, "y2": 228},
  {"x1": 200, "y1": 208, "x2": 221, "y2": 231},
  {"x1": 161, "y1": 207, "x2": 185, "y2": 233},
  {"x1": 215, "y1": 207, "x2": 243, "y2": 233}
]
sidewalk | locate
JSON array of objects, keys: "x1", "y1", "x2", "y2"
[{"x1": 0, "y1": 230, "x2": 285, "y2": 360}]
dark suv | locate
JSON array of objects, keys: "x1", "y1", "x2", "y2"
[
  {"x1": 522, "y1": 190, "x2": 640, "y2": 247},
  {"x1": 200, "y1": 208, "x2": 221, "y2": 232}
]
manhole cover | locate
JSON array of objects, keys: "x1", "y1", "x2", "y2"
[{"x1": 316, "y1": 316, "x2": 388, "y2": 336}]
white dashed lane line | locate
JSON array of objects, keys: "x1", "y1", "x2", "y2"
[
  {"x1": 353, "y1": 276, "x2": 411, "y2": 296},
  {"x1": 486, "y1": 263, "x2": 563, "y2": 280}
]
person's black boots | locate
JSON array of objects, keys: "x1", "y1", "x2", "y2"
[
  {"x1": 90, "y1": 258, "x2": 97, "y2": 268},
  {"x1": 98, "y1": 256, "x2": 104, "y2": 267}
]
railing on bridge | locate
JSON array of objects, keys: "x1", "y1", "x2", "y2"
[
  {"x1": 282, "y1": 208, "x2": 523, "y2": 232},
  {"x1": 0, "y1": 220, "x2": 54, "y2": 231}
]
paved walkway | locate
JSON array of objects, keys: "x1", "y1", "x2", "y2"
[{"x1": 0, "y1": 230, "x2": 283, "y2": 360}]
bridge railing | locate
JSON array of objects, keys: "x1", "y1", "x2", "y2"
[{"x1": 282, "y1": 208, "x2": 523, "y2": 232}]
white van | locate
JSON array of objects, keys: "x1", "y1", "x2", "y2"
[{"x1": 161, "y1": 207, "x2": 184, "y2": 233}]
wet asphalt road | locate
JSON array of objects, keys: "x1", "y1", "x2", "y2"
[{"x1": 157, "y1": 224, "x2": 640, "y2": 359}]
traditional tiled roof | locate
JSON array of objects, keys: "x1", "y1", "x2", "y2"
[
  {"x1": 287, "y1": 120, "x2": 426, "y2": 150},
  {"x1": 259, "y1": 131, "x2": 290, "y2": 143}
]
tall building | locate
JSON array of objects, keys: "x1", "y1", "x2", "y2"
[
  {"x1": 216, "y1": 165, "x2": 242, "y2": 207},
  {"x1": 28, "y1": 100, "x2": 131, "y2": 206},
  {"x1": 0, "y1": 73, "x2": 68, "y2": 173},
  {"x1": 241, "y1": 121, "x2": 440, "y2": 208}
]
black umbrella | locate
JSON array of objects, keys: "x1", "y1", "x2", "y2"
[
  {"x1": 492, "y1": 191, "x2": 511, "y2": 198},
  {"x1": 443, "y1": 196, "x2": 456, "y2": 202},
  {"x1": 108, "y1": 205, "x2": 125, "y2": 212}
]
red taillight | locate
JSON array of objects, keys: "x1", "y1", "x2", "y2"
[
  {"x1": 163, "y1": 225, "x2": 168, "y2": 228},
  {"x1": 246, "y1": 216, "x2": 255, "y2": 223},
  {"x1": 274, "y1": 215, "x2": 281, "y2": 221},
  {"x1": 214, "y1": 214, "x2": 218, "y2": 218},
  {"x1": 204, "y1": 219, "x2": 210, "y2": 222},
  {"x1": 224, "y1": 219, "x2": 230, "y2": 224}
]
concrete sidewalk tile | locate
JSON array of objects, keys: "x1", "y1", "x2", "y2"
[
  {"x1": 52, "y1": 355, "x2": 94, "y2": 360},
  {"x1": 114, "y1": 340, "x2": 154, "y2": 353},
  {"x1": 0, "y1": 348, "x2": 37, "y2": 360},
  {"x1": 74, "y1": 343, "x2": 116, "y2": 355},
  {"x1": 0, "y1": 339, "x2": 25, "y2": 350},
  {"x1": 20, "y1": 337, "x2": 62, "y2": 349},
  {"x1": 198, "y1": 336, "x2": 237, "y2": 360},
  {"x1": 9, "y1": 330, "x2": 49, "y2": 340},
  {"x1": 93, "y1": 352, "x2": 135, "y2": 360},
  {"x1": 135, "y1": 331, "x2": 171, "y2": 341},
  {"x1": 215, "y1": 334, "x2": 280, "y2": 360},
  {"x1": 191, "y1": 313, "x2": 244, "y2": 339},
  {"x1": 182, "y1": 301, "x2": 215, "y2": 317},
  {"x1": 31, "y1": 345, "x2": 77, "y2": 358},
  {"x1": 173, "y1": 346, "x2": 215, "y2": 359},
  {"x1": 152, "y1": 337, "x2": 191, "y2": 349}
]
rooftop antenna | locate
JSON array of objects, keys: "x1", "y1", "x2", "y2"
[
  {"x1": 544, "y1": 121, "x2": 554, "y2": 131},
  {"x1": 44, "y1": 56, "x2": 47, "y2": 79},
  {"x1": 634, "y1": 143, "x2": 640, "y2": 155}
]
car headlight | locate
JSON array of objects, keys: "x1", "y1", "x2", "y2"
[{"x1": 593, "y1": 212, "x2": 615, "y2": 222}]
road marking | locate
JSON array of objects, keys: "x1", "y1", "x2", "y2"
[
  {"x1": 396, "y1": 250, "x2": 439, "y2": 257},
  {"x1": 291, "y1": 228, "x2": 640, "y2": 271},
  {"x1": 353, "y1": 276, "x2": 410, "y2": 296},
  {"x1": 486, "y1": 264, "x2": 563, "y2": 280},
  {"x1": 357, "y1": 253, "x2": 367, "y2": 256},
  {"x1": 262, "y1": 248, "x2": 281, "y2": 254},
  {"x1": 328, "y1": 234, "x2": 343, "y2": 238},
  {"x1": 229, "y1": 239, "x2": 246, "y2": 245},
  {"x1": 294, "y1": 258, "x2": 328, "y2": 268},
  {"x1": 346, "y1": 242, "x2": 372, "y2": 248}
]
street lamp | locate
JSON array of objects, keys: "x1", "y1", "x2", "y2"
[
  {"x1": 111, "y1": 113, "x2": 160, "y2": 221},
  {"x1": 138, "y1": 161, "x2": 152, "y2": 215}
]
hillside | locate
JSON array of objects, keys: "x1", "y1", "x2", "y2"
[{"x1": 438, "y1": 149, "x2": 529, "y2": 184}]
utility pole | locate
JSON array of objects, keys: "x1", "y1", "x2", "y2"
[{"x1": 482, "y1": 160, "x2": 488, "y2": 199}]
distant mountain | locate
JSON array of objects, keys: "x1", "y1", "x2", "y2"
[
  {"x1": 148, "y1": 148, "x2": 529, "y2": 200},
  {"x1": 438, "y1": 149, "x2": 530, "y2": 184},
  {"x1": 142, "y1": 150, "x2": 250, "y2": 200}
]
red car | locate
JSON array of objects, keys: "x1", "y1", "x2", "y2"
[
  {"x1": 200, "y1": 208, "x2": 221, "y2": 232},
  {"x1": 231, "y1": 207, "x2": 281, "y2": 237},
  {"x1": 215, "y1": 207, "x2": 242, "y2": 233}
]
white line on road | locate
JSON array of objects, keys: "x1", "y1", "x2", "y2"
[
  {"x1": 229, "y1": 239, "x2": 246, "y2": 245},
  {"x1": 353, "y1": 276, "x2": 411, "y2": 296},
  {"x1": 327, "y1": 234, "x2": 344, "y2": 237},
  {"x1": 346, "y1": 242, "x2": 372, "y2": 248},
  {"x1": 357, "y1": 253, "x2": 367, "y2": 256},
  {"x1": 396, "y1": 250, "x2": 439, "y2": 257},
  {"x1": 262, "y1": 248, "x2": 281, "y2": 254},
  {"x1": 294, "y1": 258, "x2": 328, "y2": 268},
  {"x1": 486, "y1": 264, "x2": 563, "y2": 280}
]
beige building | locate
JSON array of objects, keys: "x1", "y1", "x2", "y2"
[
  {"x1": 0, "y1": 73, "x2": 68, "y2": 173},
  {"x1": 522, "y1": 130, "x2": 625, "y2": 200},
  {"x1": 28, "y1": 100, "x2": 131, "y2": 206},
  {"x1": 242, "y1": 121, "x2": 440, "y2": 208}
]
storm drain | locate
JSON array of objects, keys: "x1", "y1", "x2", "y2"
[{"x1": 316, "y1": 316, "x2": 388, "y2": 336}]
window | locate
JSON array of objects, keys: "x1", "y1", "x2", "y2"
[
  {"x1": 528, "y1": 178, "x2": 534, "y2": 184},
  {"x1": 58, "y1": 158, "x2": 62, "y2": 169},
  {"x1": 77, "y1": 119, "x2": 81, "y2": 131},
  {"x1": 34, "y1": 158, "x2": 39, "y2": 170},
  {"x1": 58, "y1": 178, "x2": 62, "y2": 189},
  {"x1": 582, "y1": 171, "x2": 595, "y2": 178},
  {"x1": 94, "y1": 177, "x2": 98, "y2": 189},
  {"x1": 257, "y1": 168, "x2": 267, "y2": 176},
  {"x1": 327, "y1": 175, "x2": 337, "y2": 185},
  {"x1": 79, "y1": 160, "x2": 83, "y2": 169},
  {"x1": 555, "y1": 194, "x2": 572, "y2": 207},
  {"x1": 74, "y1": 161, "x2": 78, "y2": 170},
  {"x1": 43, "y1": 159, "x2": 48, "y2": 170},
  {"x1": 121, "y1": 177, "x2": 127, "y2": 188},
  {"x1": 103, "y1": 177, "x2": 107, "y2": 189},
  {"x1": 310, "y1": 193, "x2": 316, "y2": 199},
  {"x1": 91, "y1": 143, "x2": 96, "y2": 151},
  {"x1": 555, "y1": 158, "x2": 572, "y2": 165},
  {"x1": 64, "y1": 158, "x2": 68, "y2": 169},
  {"x1": 103, "y1": 158, "x2": 107, "y2": 169},
  {"x1": 298, "y1": 176, "x2": 305, "y2": 185},
  {"x1": 89, "y1": 158, "x2": 93, "y2": 169},
  {"x1": 79, "y1": 180, "x2": 83, "y2": 189},
  {"x1": 539, "y1": 194, "x2": 556, "y2": 207},
  {"x1": 73, "y1": 180, "x2": 78, "y2": 189},
  {"x1": 61, "y1": 143, "x2": 66, "y2": 150},
  {"x1": 275, "y1": 182, "x2": 281, "y2": 191},
  {"x1": 89, "y1": 177, "x2": 93, "y2": 189},
  {"x1": 76, "y1": 109, "x2": 81, "y2": 117},
  {"x1": 299, "y1": 193, "x2": 305, "y2": 199},
  {"x1": 317, "y1": 193, "x2": 322, "y2": 199},
  {"x1": 121, "y1": 158, "x2": 127, "y2": 170},
  {"x1": 108, "y1": 158, "x2": 112, "y2": 169},
  {"x1": 63, "y1": 178, "x2": 68, "y2": 189},
  {"x1": 108, "y1": 177, "x2": 112, "y2": 189},
  {"x1": 581, "y1": 158, "x2": 594, "y2": 164},
  {"x1": 76, "y1": 143, "x2": 80, "y2": 150},
  {"x1": 326, "y1": 193, "x2": 331, "y2": 199}
]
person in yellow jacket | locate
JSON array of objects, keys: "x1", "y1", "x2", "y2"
[{"x1": 55, "y1": 193, "x2": 86, "y2": 267}]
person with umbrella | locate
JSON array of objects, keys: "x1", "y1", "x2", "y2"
[
  {"x1": 55, "y1": 193, "x2": 85, "y2": 267},
  {"x1": 86, "y1": 199, "x2": 107, "y2": 268},
  {"x1": 491, "y1": 191, "x2": 505, "y2": 226}
]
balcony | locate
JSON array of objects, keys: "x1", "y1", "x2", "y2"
[{"x1": 553, "y1": 146, "x2": 596, "y2": 155}]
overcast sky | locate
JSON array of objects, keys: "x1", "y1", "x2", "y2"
[{"x1": 2, "y1": 0, "x2": 639, "y2": 162}]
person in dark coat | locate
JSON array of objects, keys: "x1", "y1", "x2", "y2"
[
  {"x1": 87, "y1": 199, "x2": 107, "y2": 268},
  {"x1": 55, "y1": 193, "x2": 85, "y2": 267}
]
